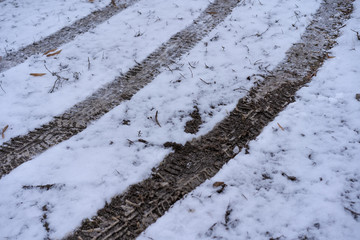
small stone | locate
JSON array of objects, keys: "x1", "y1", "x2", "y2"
[{"x1": 356, "y1": 93, "x2": 360, "y2": 101}]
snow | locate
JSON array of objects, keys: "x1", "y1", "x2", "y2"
[
  {"x1": 0, "y1": 0, "x2": 110, "y2": 56},
  {"x1": 0, "y1": 0, "x2": 209, "y2": 139},
  {"x1": 138, "y1": 2, "x2": 360, "y2": 239},
  {"x1": 0, "y1": 0, "x2": 359, "y2": 239}
]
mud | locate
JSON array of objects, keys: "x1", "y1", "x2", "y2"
[{"x1": 184, "y1": 106, "x2": 202, "y2": 134}]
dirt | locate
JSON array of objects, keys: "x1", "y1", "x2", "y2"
[
  {"x1": 184, "y1": 106, "x2": 202, "y2": 134},
  {"x1": 64, "y1": 1, "x2": 354, "y2": 239}
]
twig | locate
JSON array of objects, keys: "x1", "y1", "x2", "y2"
[
  {"x1": 0, "y1": 82, "x2": 5, "y2": 93},
  {"x1": 188, "y1": 62, "x2": 196, "y2": 69},
  {"x1": 344, "y1": 207, "x2": 360, "y2": 218},
  {"x1": 351, "y1": 29, "x2": 360, "y2": 40},
  {"x1": 233, "y1": 86, "x2": 250, "y2": 92},
  {"x1": 44, "y1": 64, "x2": 69, "y2": 93},
  {"x1": 188, "y1": 67, "x2": 193, "y2": 78},
  {"x1": 88, "y1": 57, "x2": 91, "y2": 70},
  {"x1": 155, "y1": 111, "x2": 161, "y2": 127},
  {"x1": 256, "y1": 26, "x2": 270, "y2": 37},
  {"x1": 200, "y1": 78, "x2": 211, "y2": 85},
  {"x1": 165, "y1": 64, "x2": 173, "y2": 73},
  {"x1": 179, "y1": 73, "x2": 186, "y2": 79}
]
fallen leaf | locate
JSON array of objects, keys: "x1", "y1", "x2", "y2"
[
  {"x1": 30, "y1": 73, "x2": 46, "y2": 77},
  {"x1": 326, "y1": 53, "x2": 335, "y2": 58},
  {"x1": 89, "y1": 0, "x2": 94, "y2": 2},
  {"x1": 2, "y1": 125, "x2": 8, "y2": 139},
  {"x1": 277, "y1": 122, "x2": 285, "y2": 131},
  {"x1": 46, "y1": 49, "x2": 62, "y2": 57},
  {"x1": 213, "y1": 181, "x2": 225, "y2": 187},
  {"x1": 207, "y1": 11, "x2": 218, "y2": 15},
  {"x1": 43, "y1": 49, "x2": 57, "y2": 55}
]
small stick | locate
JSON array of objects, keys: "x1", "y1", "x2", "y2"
[
  {"x1": 88, "y1": 57, "x2": 91, "y2": 70},
  {"x1": 351, "y1": 29, "x2": 360, "y2": 40},
  {"x1": 0, "y1": 83, "x2": 5, "y2": 93},
  {"x1": 155, "y1": 111, "x2": 161, "y2": 127},
  {"x1": 188, "y1": 62, "x2": 196, "y2": 69},
  {"x1": 165, "y1": 65, "x2": 173, "y2": 73},
  {"x1": 188, "y1": 67, "x2": 193, "y2": 78},
  {"x1": 179, "y1": 73, "x2": 186, "y2": 79},
  {"x1": 200, "y1": 78, "x2": 211, "y2": 85},
  {"x1": 344, "y1": 207, "x2": 360, "y2": 217}
]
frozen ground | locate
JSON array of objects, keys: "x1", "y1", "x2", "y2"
[
  {"x1": 139, "y1": 2, "x2": 360, "y2": 240},
  {"x1": 0, "y1": 0, "x2": 359, "y2": 239}
]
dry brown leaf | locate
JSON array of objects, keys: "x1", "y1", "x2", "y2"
[
  {"x1": 213, "y1": 181, "x2": 225, "y2": 187},
  {"x1": 89, "y1": 0, "x2": 94, "y2": 2},
  {"x1": 46, "y1": 49, "x2": 62, "y2": 57},
  {"x1": 207, "y1": 11, "x2": 218, "y2": 15},
  {"x1": 43, "y1": 49, "x2": 57, "y2": 55},
  {"x1": 30, "y1": 73, "x2": 46, "y2": 77},
  {"x1": 327, "y1": 53, "x2": 336, "y2": 58},
  {"x1": 2, "y1": 125, "x2": 8, "y2": 139},
  {"x1": 277, "y1": 122, "x2": 285, "y2": 131}
]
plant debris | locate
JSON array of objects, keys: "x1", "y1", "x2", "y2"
[
  {"x1": 46, "y1": 49, "x2": 62, "y2": 57},
  {"x1": 30, "y1": 73, "x2": 46, "y2": 77},
  {"x1": 1, "y1": 125, "x2": 9, "y2": 139}
]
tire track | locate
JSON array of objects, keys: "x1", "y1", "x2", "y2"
[
  {"x1": 0, "y1": 0, "x2": 241, "y2": 178},
  {"x1": 0, "y1": 0, "x2": 140, "y2": 73},
  {"x1": 64, "y1": 0, "x2": 354, "y2": 239}
]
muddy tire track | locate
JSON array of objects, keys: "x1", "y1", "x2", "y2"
[
  {"x1": 64, "y1": 0, "x2": 354, "y2": 239},
  {"x1": 0, "y1": 0, "x2": 241, "y2": 178},
  {"x1": 0, "y1": 0, "x2": 140, "y2": 73}
]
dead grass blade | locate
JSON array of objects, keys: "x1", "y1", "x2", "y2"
[
  {"x1": 46, "y1": 49, "x2": 62, "y2": 57},
  {"x1": 2, "y1": 125, "x2": 9, "y2": 139},
  {"x1": 277, "y1": 122, "x2": 285, "y2": 131},
  {"x1": 43, "y1": 49, "x2": 57, "y2": 55}
]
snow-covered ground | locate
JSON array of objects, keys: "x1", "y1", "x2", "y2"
[
  {"x1": 0, "y1": 0, "x2": 111, "y2": 56},
  {"x1": 0, "y1": 0, "x2": 359, "y2": 239},
  {"x1": 139, "y1": 3, "x2": 360, "y2": 240}
]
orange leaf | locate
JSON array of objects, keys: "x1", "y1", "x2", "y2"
[
  {"x1": 213, "y1": 181, "x2": 225, "y2": 187},
  {"x1": 43, "y1": 49, "x2": 57, "y2": 55},
  {"x1": 207, "y1": 11, "x2": 218, "y2": 15},
  {"x1": 277, "y1": 122, "x2": 285, "y2": 131},
  {"x1": 327, "y1": 53, "x2": 335, "y2": 58},
  {"x1": 30, "y1": 73, "x2": 46, "y2": 77},
  {"x1": 2, "y1": 125, "x2": 8, "y2": 139},
  {"x1": 46, "y1": 49, "x2": 62, "y2": 57}
]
